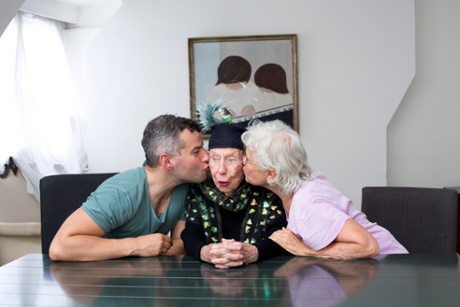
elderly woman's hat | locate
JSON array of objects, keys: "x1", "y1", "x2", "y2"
[{"x1": 208, "y1": 123, "x2": 246, "y2": 150}]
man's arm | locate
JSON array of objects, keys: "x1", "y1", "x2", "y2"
[
  {"x1": 49, "y1": 208, "x2": 172, "y2": 261},
  {"x1": 270, "y1": 219, "x2": 380, "y2": 260}
]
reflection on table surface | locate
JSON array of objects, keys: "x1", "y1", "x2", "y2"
[{"x1": 0, "y1": 253, "x2": 459, "y2": 306}]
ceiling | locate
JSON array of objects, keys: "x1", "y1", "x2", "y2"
[
  {"x1": 55, "y1": 0, "x2": 118, "y2": 5},
  {"x1": 21, "y1": 0, "x2": 121, "y2": 27}
]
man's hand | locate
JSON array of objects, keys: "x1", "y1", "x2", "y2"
[{"x1": 131, "y1": 233, "x2": 173, "y2": 257}]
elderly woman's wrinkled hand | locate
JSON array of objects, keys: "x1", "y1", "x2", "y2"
[
  {"x1": 270, "y1": 228, "x2": 317, "y2": 257},
  {"x1": 201, "y1": 239, "x2": 258, "y2": 269}
]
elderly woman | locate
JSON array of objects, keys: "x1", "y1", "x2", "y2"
[
  {"x1": 181, "y1": 123, "x2": 288, "y2": 269},
  {"x1": 241, "y1": 120, "x2": 408, "y2": 260}
]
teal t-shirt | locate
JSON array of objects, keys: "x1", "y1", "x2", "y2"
[{"x1": 81, "y1": 167, "x2": 189, "y2": 238}]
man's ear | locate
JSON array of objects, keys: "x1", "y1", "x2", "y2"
[{"x1": 158, "y1": 153, "x2": 174, "y2": 170}]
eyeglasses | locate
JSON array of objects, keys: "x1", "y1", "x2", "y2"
[{"x1": 242, "y1": 154, "x2": 260, "y2": 167}]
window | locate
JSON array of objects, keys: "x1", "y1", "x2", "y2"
[{"x1": 0, "y1": 12, "x2": 86, "y2": 201}]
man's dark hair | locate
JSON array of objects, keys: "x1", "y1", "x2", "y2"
[{"x1": 141, "y1": 115, "x2": 201, "y2": 167}]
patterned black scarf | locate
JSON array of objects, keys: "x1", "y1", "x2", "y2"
[{"x1": 185, "y1": 179, "x2": 283, "y2": 244}]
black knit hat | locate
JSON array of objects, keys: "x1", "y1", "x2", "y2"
[{"x1": 208, "y1": 123, "x2": 246, "y2": 150}]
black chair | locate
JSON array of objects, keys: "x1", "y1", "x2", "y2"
[
  {"x1": 39, "y1": 173, "x2": 117, "y2": 254},
  {"x1": 361, "y1": 186, "x2": 458, "y2": 253}
]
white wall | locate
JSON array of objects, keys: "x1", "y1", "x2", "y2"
[
  {"x1": 7, "y1": 1, "x2": 458, "y2": 209},
  {"x1": 83, "y1": 0, "x2": 415, "y2": 207},
  {"x1": 388, "y1": 0, "x2": 460, "y2": 189}
]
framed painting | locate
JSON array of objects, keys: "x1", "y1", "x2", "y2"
[{"x1": 188, "y1": 34, "x2": 298, "y2": 136}]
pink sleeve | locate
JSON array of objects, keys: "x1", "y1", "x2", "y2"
[{"x1": 288, "y1": 200, "x2": 349, "y2": 251}]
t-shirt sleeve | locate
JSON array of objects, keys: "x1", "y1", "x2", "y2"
[
  {"x1": 289, "y1": 199, "x2": 349, "y2": 251},
  {"x1": 82, "y1": 187, "x2": 134, "y2": 234}
]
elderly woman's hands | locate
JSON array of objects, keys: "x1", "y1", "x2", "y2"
[
  {"x1": 270, "y1": 227, "x2": 317, "y2": 257},
  {"x1": 200, "y1": 239, "x2": 259, "y2": 269},
  {"x1": 270, "y1": 221, "x2": 380, "y2": 259}
]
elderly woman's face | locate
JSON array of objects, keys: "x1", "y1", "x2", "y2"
[
  {"x1": 242, "y1": 149, "x2": 268, "y2": 188},
  {"x1": 208, "y1": 148, "x2": 245, "y2": 196}
]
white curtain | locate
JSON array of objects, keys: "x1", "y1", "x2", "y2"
[{"x1": 0, "y1": 12, "x2": 87, "y2": 201}]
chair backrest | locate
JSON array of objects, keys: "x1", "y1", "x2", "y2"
[
  {"x1": 39, "y1": 173, "x2": 117, "y2": 254},
  {"x1": 361, "y1": 186, "x2": 458, "y2": 253}
]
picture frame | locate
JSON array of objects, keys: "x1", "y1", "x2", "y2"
[{"x1": 188, "y1": 34, "x2": 298, "y2": 136}]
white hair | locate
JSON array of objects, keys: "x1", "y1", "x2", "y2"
[{"x1": 241, "y1": 120, "x2": 311, "y2": 196}]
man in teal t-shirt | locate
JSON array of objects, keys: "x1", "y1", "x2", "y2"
[
  {"x1": 82, "y1": 167, "x2": 189, "y2": 239},
  {"x1": 49, "y1": 115, "x2": 210, "y2": 261}
]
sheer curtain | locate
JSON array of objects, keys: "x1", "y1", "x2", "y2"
[{"x1": 0, "y1": 12, "x2": 87, "y2": 201}]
